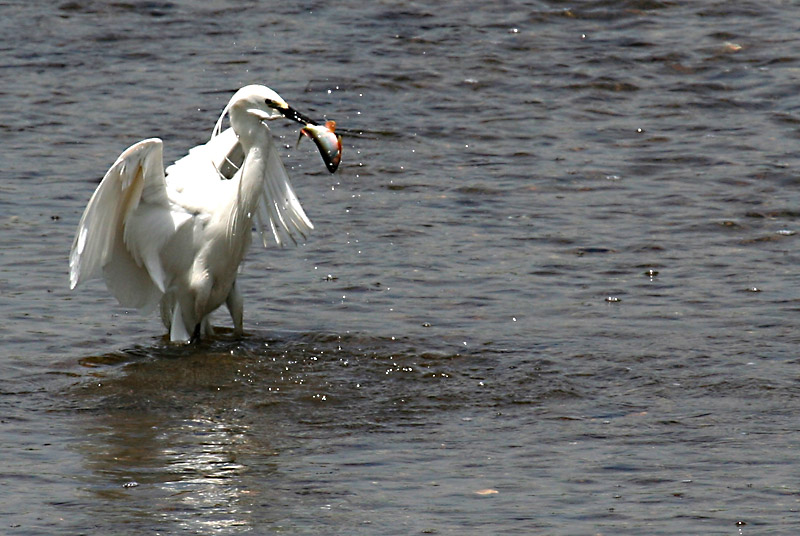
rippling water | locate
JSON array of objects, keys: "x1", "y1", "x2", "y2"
[{"x1": 3, "y1": 1, "x2": 800, "y2": 534}]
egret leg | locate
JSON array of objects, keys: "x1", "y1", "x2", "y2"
[
  {"x1": 226, "y1": 280, "x2": 244, "y2": 336},
  {"x1": 169, "y1": 301, "x2": 192, "y2": 343},
  {"x1": 201, "y1": 316, "x2": 215, "y2": 337},
  {"x1": 190, "y1": 323, "x2": 202, "y2": 344}
]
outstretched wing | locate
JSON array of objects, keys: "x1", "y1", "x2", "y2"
[
  {"x1": 255, "y1": 128, "x2": 314, "y2": 247},
  {"x1": 171, "y1": 127, "x2": 313, "y2": 248},
  {"x1": 69, "y1": 138, "x2": 170, "y2": 310}
]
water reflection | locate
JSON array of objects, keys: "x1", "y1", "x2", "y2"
[
  {"x1": 69, "y1": 332, "x2": 467, "y2": 534},
  {"x1": 72, "y1": 339, "x2": 283, "y2": 534},
  {"x1": 159, "y1": 418, "x2": 255, "y2": 533}
]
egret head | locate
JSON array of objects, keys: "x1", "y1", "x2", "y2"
[{"x1": 216, "y1": 85, "x2": 342, "y2": 173}]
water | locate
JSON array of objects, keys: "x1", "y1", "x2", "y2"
[{"x1": 2, "y1": 0, "x2": 800, "y2": 533}]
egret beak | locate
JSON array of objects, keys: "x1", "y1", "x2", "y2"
[
  {"x1": 280, "y1": 106, "x2": 342, "y2": 173},
  {"x1": 280, "y1": 105, "x2": 315, "y2": 126}
]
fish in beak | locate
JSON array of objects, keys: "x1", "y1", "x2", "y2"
[
  {"x1": 298, "y1": 121, "x2": 342, "y2": 173},
  {"x1": 279, "y1": 105, "x2": 342, "y2": 173}
]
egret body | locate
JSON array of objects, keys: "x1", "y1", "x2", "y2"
[{"x1": 69, "y1": 85, "x2": 342, "y2": 342}]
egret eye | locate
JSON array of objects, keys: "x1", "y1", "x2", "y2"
[{"x1": 265, "y1": 98, "x2": 278, "y2": 108}]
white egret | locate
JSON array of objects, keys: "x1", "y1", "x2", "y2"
[{"x1": 69, "y1": 85, "x2": 342, "y2": 343}]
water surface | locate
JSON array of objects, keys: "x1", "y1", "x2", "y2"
[{"x1": 2, "y1": 1, "x2": 800, "y2": 534}]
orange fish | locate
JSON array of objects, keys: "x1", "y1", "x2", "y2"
[{"x1": 298, "y1": 120, "x2": 342, "y2": 173}]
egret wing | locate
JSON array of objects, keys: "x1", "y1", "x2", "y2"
[
  {"x1": 69, "y1": 139, "x2": 170, "y2": 310},
  {"x1": 164, "y1": 127, "x2": 239, "y2": 193},
  {"x1": 185, "y1": 127, "x2": 314, "y2": 248},
  {"x1": 254, "y1": 130, "x2": 314, "y2": 247}
]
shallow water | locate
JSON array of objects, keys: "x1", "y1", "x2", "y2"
[{"x1": 3, "y1": 0, "x2": 800, "y2": 534}]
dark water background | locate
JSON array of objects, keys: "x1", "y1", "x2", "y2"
[{"x1": 3, "y1": 1, "x2": 800, "y2": 534}]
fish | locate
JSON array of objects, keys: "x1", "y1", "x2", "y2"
[{"x1": 298, "y1": 120, "x2": 343, "y2": 173}]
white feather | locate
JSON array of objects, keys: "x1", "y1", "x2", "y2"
[{"x1": 68, "y1": 85, "x2": 336, "y2": 342}]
